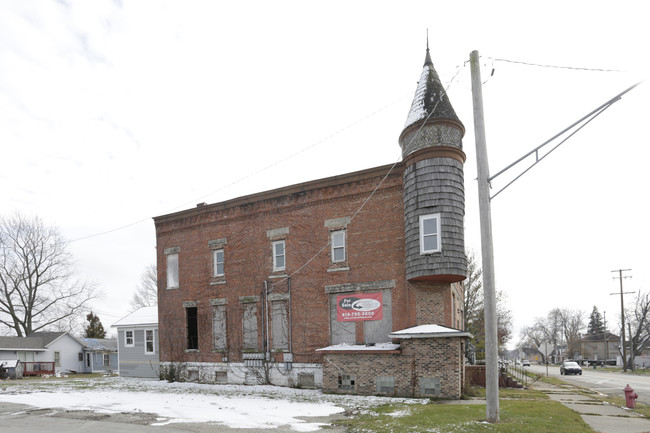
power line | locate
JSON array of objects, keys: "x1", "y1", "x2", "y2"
[
  {"x1": 488, "y1": 57, "x2": 625, "y2": 73},
  {"x1": 279, "y1": 61, "x2": 467, "y2": 283},
  {"x1": 69, "y1": 94, "x2": 410, "y2": 243}
]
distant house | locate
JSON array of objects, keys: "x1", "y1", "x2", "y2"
[
  {"x1": 112, "y1": 306, "x2": 159, "y2": 378},
  {"x1": 79, "y1": 338, "x2": 118, "y2": 373},
  {"x1": 580, "y1": 332, "x2": 619, "y2": 364},
  {"x1": 0, "y1": 332, "x2": 86, "y2": 375}
]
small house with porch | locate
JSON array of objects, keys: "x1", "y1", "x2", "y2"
[{"x1": 0, "y1": 331, "x2": 85, "y2": 375}]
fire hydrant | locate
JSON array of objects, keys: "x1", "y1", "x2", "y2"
[{"x1": 624, "y1": 384, "x2": 638, "y2": 409}]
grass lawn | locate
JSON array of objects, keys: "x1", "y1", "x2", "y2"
[{"x1": 337, "y1": 388, "x2": 594, "y2": 433}]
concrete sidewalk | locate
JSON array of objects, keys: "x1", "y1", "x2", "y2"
[{"x1": 531, "y1": 380, "x2": 650, "y2": 433}]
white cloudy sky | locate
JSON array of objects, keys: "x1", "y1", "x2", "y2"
[{"x1": 1, "y1": 0, "x2": 648, "y2": 346}]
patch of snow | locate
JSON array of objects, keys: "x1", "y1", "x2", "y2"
[
  {"x1": 0, "y1": 376, "x2": 428, "y2": 431},
  {"x1": 387, "y1": 409, "x2": 411, "y2": 417},
  {"x1": 317, "y1": 342, "x2": 400, "y2": 351}
]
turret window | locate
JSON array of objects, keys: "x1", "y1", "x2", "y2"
[{"x1": 419, "y1": 214, "x2": 441, "y2": 254}]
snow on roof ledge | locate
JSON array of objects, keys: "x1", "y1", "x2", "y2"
[
  {"x1": 316, "y1": 342, "x2": 401, "y2": 352},
  {"x1": 389, "y1": 324, "x2": 472, "y2": 339}
]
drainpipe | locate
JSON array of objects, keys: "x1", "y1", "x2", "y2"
[
  {"x1": 264, "y1": 281, "x2": 270, "y2": 361},
  {"x1": 288, "y1": 277, "x2": 292, "y2": 355}
]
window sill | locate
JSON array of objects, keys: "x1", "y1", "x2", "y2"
[
  {"x1": 268, "y1": 273, "x2": 288, "y2": 279},
  {"x1": 327, "y1": 266, "x2": 350, "y2": 273},
  {"x1": 210, "y1": 278, "x2": 226, "y2": 286},
  {"x1": 166, "y1": 286, "x2": 180, "y2": 290},
  {"x1": 184, "y1": 349, "x2": 199, "y2": 353}
]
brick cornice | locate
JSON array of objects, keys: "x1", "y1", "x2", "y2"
[{"x1": 154, "y1": 163, "x2": 403, "y2": 230}]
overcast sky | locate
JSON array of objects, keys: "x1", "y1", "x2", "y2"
[{"x1": 1, "y1": 0, "x2": 648, "y2": 347}]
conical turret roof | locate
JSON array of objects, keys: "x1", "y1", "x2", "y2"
[{"x1": 403, "y1": 47, "x2": 462, "y2": 131}]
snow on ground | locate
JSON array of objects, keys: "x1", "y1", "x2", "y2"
[{"x1": 0, "y1": 376, "x2": 426, "y2": 431}]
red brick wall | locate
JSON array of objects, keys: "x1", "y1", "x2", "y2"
[
  {"x1": 321, "y1": 337, "x2": 465, "y2": 398},
  {"x1": 155, "y1": 164, "x2": 461, "y2": 367},
  {"x1": 156, "y1": 166, "x2": 417, "y2": 364}
]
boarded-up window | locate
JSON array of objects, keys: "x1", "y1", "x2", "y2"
[
  {"x1": 329, "y1": 289, "x2": 392, "y2": 344},
  {"x1": 215, "y1": 370, "x2": 228, "y2": 384},
  {"x1": 363, "y1": 289, "x2": 392, "y2": 344},
  {"x1": 212, "y1": 305, "x2": 227, "y2": 351},
  {"x1": 330, "y1": 293, "x2": 355, "y2": 345},
  {"x1": 420, "y1": 377, "x2": 441, "y2": 396},
  {"x1": 271, "y1": 301, "x2": 288, "y2": 350},
  {"x1": 242, "y1": 303, "x2": 258, "y2": 350},
  {"x1": 166, "y1": 253, "x2": 179, "y2": 288},
  {"x1": 376, "y1": 376, "x2": 395, "y2": 394}
]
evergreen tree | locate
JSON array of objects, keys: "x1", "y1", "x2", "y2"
[
  {"x1": 84, "y1": 311, "x2": 106, "y2": 338},
  {"x1": 587, "y1": 306, "x2": 605, "y2": 334}
]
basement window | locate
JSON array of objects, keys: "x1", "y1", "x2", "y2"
[
  {"x1": 338, "y1": 374, "x2": 356, "y2": 391},
  {"x1": 186, "y1": 306, "x2": 199, "y2": 350},
  {"x1": 376, "y1": 376, "x2": 395, "y2": 394}
]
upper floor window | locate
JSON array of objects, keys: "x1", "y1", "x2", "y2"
[
  {"x1": 213, "y1": 249, "x2": 224, "y2": 277},
  {"x1": 165, "y1": 248, "x2": 180, "y2": 289},
  {"x1": 331, "y1": 230, "x2": 346, "y2": 262},
  {"x1": 273, "y1": 240, "x2": 285, "y2": 271},
  {"x1": 124, "y1": 330, "x2": 134, "y2": 347},
  {"x1": 419, "y1": 214, "x2": 441, "y2": 254}
]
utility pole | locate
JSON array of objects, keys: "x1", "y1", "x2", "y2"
[
  {"x1": 470, "y1": 50, "x2": 499, "y2": 423},
  {"x1": 611, "y1": 269, "x2": 632, "y2": 371},
  {"x1": 603, "y1": 311, "x2": 607, "y2": 364}
]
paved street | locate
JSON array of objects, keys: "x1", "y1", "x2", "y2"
[{"x1": 527, "y1": 363, "x2": 650, "y2": 405}]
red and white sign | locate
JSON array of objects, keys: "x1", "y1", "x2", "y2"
[{"x1": 336, "y1": 292, "x2": 383, "y2": 322}]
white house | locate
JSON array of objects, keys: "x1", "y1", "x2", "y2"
[{"x1": 0, "y1": 332, "x2": 86, "y2": 375}]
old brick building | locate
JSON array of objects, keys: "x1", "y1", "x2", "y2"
[{"x1": 154, "y1": 45, "x2": 471, "y2": 397}]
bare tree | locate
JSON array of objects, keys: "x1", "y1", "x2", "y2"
[
  {"x1": 0, "y1": 212, "x2": 99, "y2": 336},
  {"x1": 525, "y1": 308, "x2": 584, "y2": 362},
  {"x1": 519, "y1": 324, "x2": 546, "y2": 362},
  {"x1": 130, "y1": 264, "x2": 158, "y2": 311},
  {"x1": 463, "y1": 250, "x2": 513, "y2": 360},
  {"x1": 557, "y1": 308, "x2": 585, "y2": 359},
  {"x1": 624, "y1": 291, "x2": 650, "y2": 371}
]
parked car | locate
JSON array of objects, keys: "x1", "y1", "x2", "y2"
[
  {"x1": 522, "y1": 359, "x2": 530, "y2": 367},
  {"x1": 560, "y1": 361, "x2": 582, "y2": 375}
]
